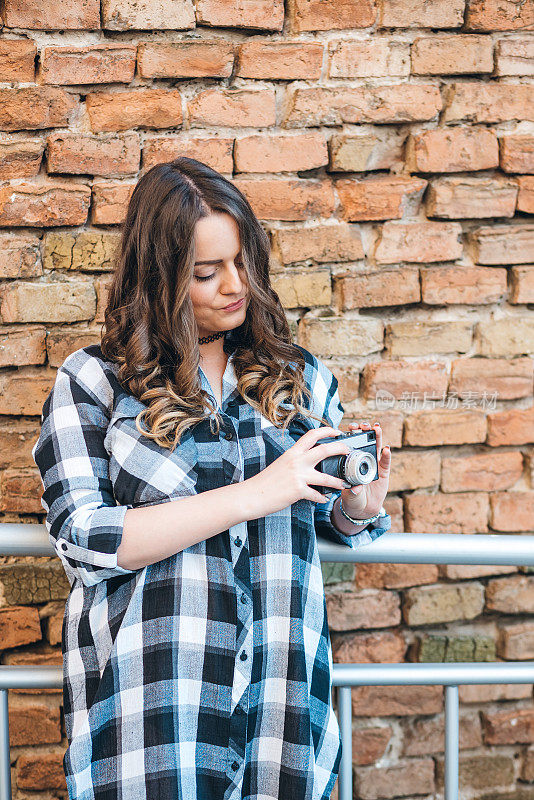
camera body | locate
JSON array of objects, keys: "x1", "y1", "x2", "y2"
[{"x1": 310, "y1": 428, "x2": 379, "y2": 495}]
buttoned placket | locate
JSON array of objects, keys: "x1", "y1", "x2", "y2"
[{"x1": 198, "y1": 358, "x2": 253, "y2": 796}]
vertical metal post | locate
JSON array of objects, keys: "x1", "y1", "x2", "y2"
[
  {"x1": 444, "y1": 685, "x2": 459, "y2": 800},
  {"x1": 336, "y1": 686, "x2": 353, "y2": 800},
  {"x1": 0, "y1": 690, "x2": 11, "y2": 800}
]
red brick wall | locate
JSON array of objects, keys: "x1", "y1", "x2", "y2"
[{"x1": 0, "y1": 0, "x2": 532, "y2": 796}]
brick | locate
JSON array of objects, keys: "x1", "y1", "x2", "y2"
[
  {"x1": 488, "y1": 408, "x2": 534, "y2": 446},
  {"x1": 411, "y1": 34, "x2": 493, "y2": 74},
  {"x1": 0, "y1": 279, "x2": 95, "y2": 324},
  {"x1": 351, "y1": 728, "x2": 392, "y2": 766},
  {"x1": 518, "y1": 176, "x2": 534, "y2": 213},
  {"x1": 325, "y1": 589, "x2": 400, "y2": 631},
  {"x1": 138, "y1": 41, "x2": 234, "y2": 79},
  {"x1": 43, "y1": 230, "x2": 121, "y2": 273},
  {"x1": 449, "y1": 356, "x2": 533, "y2": 400},
  {"x1": 0, "y1": 418, "x2": 42, "y2": 469},
  {"x1": 483, "y1": 708, "x2": 534, "y2": 745},
  {"x1": 142, "y1": 137, "x2": 233, "y2": 174},
  {"x1": 500, "y1": 135, "x2": 534, "y2": 173},
  {"x1": 442, "y1": 564, "x2": 517, "y2": 579},
  {"x1": 102, "y1": 0, "x2": 194, "y2": 29},
  {"x1": 491, "y1": 491, "x2": 534, "y2": 531},
  {"x1": 404, "y1": 409, "x2": 487, "y2": 446},
  {"x1": 3, "y1": 0, "x2": 99, "y2": 28},
  {"x1": 406, "y1": 127, "x2": 498, "y2": 172},
  {"x1": 0, "y1": 606, "x2": 41, "y2": 649},
  {"x1": 284, "y1": 85, "x2": 442, "y2": 127},
  {"x1": 9, "y1": 704, "x2": 61, "y2": 747},
  {"x1": 496, "y1": 36, "x2": 534, "y2": 76},
  {"x1": 378, "y1": 0, "x2": 465, "y2": 27},
  {"x1": 0, "y1": 562, "x2": 69, "y2": 605},
  {"x1": 0, "y1": 325, "x2": 46, "y2": 367},
  {"x1": 442, "y1": 451, "x2": 523, "y2": 492},
  {"x1": 355, "y1": 759, "x2": 434, "y2": 800},
  {"x1": 46, "y1": 329, "x2": 101, "y2": 368},
  {"x1": 477, "y1": 317, "x2": 534, "y2": 357},
  {"x1": 87, "y1": 89, "x2": 182, "y2": 133},
  {"x1": 402, "y1": 713, "x2": 482, "y2": 756},
  {"x1": 422, "y1": 264, "x2": 507, "y2": 305},
  {"x1": 196, "y1": 0, "x2": 284, "y2": 29},
  {"x1": 288, "y1": 0, "x2": 376, "y2": 32},
  {"x1": 354, "y1": 563, "x2": 438, "y2": 590},
  {"x1": 332, "y1": 630, "x2": 406, "y2": 664},
  {"x1": 336, "y1": 175, "x2": 426, "y2": 221},
  {"x1": 0, "y1": 139, "x2": 44, "y2": 180},
  {"x1": 465, "y1": 0, "x2": 534, "y2": 30},
  {"x1": 352, "y1": 685, "x2": 443, "y2": 717},
  {"x1": 436, "y1": 753, "x2": 514, "y2": 792},
  {"x1": 375, "y1": 221, "x2": 463, "y2": 263},
  {"x1": 444, "y1": 82, "x2": 534, "y2": 123},
  {"x1": 0, "y1": 87, "x2": 77, "y2": 131},
  {"x1": 237, "y1": 42, "x2": 322, "y2": 79},
  {"x1": 403, "y1": 582, "x2": 485, "y2": 625},
  {"x1": 510, "y1": 265, "x2": 534, "y2": 303},
  {"x1": 273, "y1": 223, "x2": 364, "y2": 264},
  {"x1": 39, "y1": 44, "x2": 136, "y2": 84},
  {"x1": 0, "y1": 181, "x2": 90, "y2": 227},
  {"x1": 427, "y1": 176, "x2": 518, "y2": 219},
  {"x1": 478, "y1": 788, "x2": 534, "y2": 800},
  {"x1": 498, "y1": 621, "x2": 534, "y2": 659},
  {"x1": 47, "y1": 132, "x2": 140, "y2": 177},
  {"x1": 460, "y1": 683, "x2": 532, "y2": 703},
  {"x1": 361, "y1": 360, "x2": 448, "y2": 401},
  {"x1": 386, "y1": 320, "x2": 472, "y2": 356},
  {"x1": 468, "y1": 224, "x2": 534, "y2": 264},
  {"x1": 523, "y1": 747, "x2": 534, "y2": 781},
  {"x1": 0, "y1": 40, "x2": 36, "y2": 82},
  {"x1": 188, "y1": 89, "x2": 275, "y2": 128},
  {"x1": 390, "y1": 451, "x2": 441, "y2": 492},
  {"x1": 271, "y1": 270, "x2": 331, "y2": 309},
  {"x1": 234, "y1": 132, "x2": 328, "y2": 173},
  {"x1": 91, "y1": 179, "x2": 134, "y2": 225},
  {"x1": 299, "y1": 315, "x2": 383, "y2": 356},
  {"x1": 486, "y1": 574, "x2": 534, "y2": 612},
  {"x1": 329, "y1": 130, "x2": 406, "y2": 172},
  {"x1": 335, "y1": 267, "x2": 420, "y2": 309},
  {"x1": 329, "y1": 38, "x2": 409, "y2": 78},
  {"x1": 16, "y1": 752, "x2": 65, "y2": 791},
  {"x1": 44, "y1": 603, "x2": 65, "y2": 646},
  {"x1": 232, "y1": 178, "x2": 334, "y2": 221},
  {"x1": 0, "y1": 232, "x2": 41, "y2": 279},
  {"x1": 414, "y1": 632, "x2": 496, "y2": 662},
  {"x1": 0, "y1": 368, "x2": 55, "y2": 415},
  {"x1": 405, "y1": 492, "x2": 489, "y2": 534},
  {"x1": 4, "y1": 647, "x2": 63, "y2": 695},
  {"x1": 2, "y1": 468, "x2": 52, "y2": 513}
]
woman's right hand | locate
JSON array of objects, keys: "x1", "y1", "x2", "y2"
[{"x1": 247, "y1": 426, "x2": 352, "y2": 517}]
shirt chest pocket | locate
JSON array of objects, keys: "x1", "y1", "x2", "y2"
[
  {"x1": 104, "y1": 394, "x2": 199, "y2": 508},
  {"x1": 259, "y1": 410, "x2": 316, "y2": 468}
]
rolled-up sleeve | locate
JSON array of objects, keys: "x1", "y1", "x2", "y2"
[
  {"x1": 311, "y1": 358, "x2": 392, "y2": 549},
  {"x1": 32, "y1": 367, "x2": 139, "y2": 588}
]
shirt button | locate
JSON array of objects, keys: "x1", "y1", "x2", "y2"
[
  {"x1": 234, "y1": 537, "x2": 242, "y2": 547},
  {"x1": 61, "y1": 542, "x2": 68, "y2": 551},
  {"x1": 231, "y1": 761, "x2": 239, "y2": 771},
  {"x1": 240, "y1": 651, "x2": 248, "y2": 661},
  {"x1": 240, "y1": 593, "x2": 248, "y2": 604}
]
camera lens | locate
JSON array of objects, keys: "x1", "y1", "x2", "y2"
[{"x1": 345, "y1": 451, "x2": 376, "y2": 486}]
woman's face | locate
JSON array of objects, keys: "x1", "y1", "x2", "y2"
[{"x1": 190, "y1": 212, "x2": 250, "y2": 339}]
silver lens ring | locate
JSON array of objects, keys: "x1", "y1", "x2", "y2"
[{"x1": 345, "y1": 451, "x2": 376, "y2": 485}]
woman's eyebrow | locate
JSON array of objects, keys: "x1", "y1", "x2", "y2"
[{"x1": 194, "y1": 250, "x2": 241, "y2": 266}]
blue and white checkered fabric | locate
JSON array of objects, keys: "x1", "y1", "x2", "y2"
[{"x1": 32, "y1": 337, "x2": 391, "y2": 800}]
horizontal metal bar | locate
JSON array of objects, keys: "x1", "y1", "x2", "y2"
[
  {"x1": 331, "y1": 661, "x2": 534, "y2": 687},
  {"x1": 0, "y1": 662, "x2": 532, "y2": 691},
  {"x1": 2, "y1": 524, "x2": 534, "y2": 566}
]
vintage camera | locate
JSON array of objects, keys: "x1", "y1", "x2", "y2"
[{"x1": 310, "y1": 428, "x2": 379, "y2": 495}]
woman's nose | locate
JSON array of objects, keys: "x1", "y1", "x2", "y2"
[{"x1": 221, "y1": 262, "x2": 244, "y2": 293}]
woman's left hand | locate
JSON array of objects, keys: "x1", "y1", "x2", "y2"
[{"x1": 340, "y1": 422, "x2": 391, "y2": 518}]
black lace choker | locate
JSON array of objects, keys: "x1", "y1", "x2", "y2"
[{"x1": 198, "y1": 331, "x2": 226, "y2": 345}]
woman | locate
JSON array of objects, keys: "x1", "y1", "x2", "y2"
[{"x1": 32, "y1": 157, "x2": 392, "y2": 800}]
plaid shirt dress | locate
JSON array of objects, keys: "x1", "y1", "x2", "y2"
[{"x1": 32, "y1": 332, "x2": 391, "y2": 800}]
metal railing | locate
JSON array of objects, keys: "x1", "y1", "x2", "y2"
[{"x1": 0, "y1": 524, "x2": 533, "y2": 800}]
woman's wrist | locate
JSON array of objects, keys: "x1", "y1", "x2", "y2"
[{"x1": 330, "y1": 496, "x2": 370, "y2": 535}]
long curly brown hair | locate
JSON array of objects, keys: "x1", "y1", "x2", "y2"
[{"x1": 100, "y1": 157, "x2": 325, "y2": 451}]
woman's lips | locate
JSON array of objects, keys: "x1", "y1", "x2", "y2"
[{"x1": 222, "y1": 298, "x2": 245, "y2": 311}]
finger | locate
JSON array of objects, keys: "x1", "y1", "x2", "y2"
[
  {"x1": 377, "y1": 444, "x2": 391, "y2": 478},
  {"x1": 294, "y1": 426, "x2": 343, "y2": 451},
  {"x1": 372, "y1": 422, "x2": 382, "y2": 458},
  {"x1": 312, "y1": 471, "x2": 347, "y2": 492}
]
